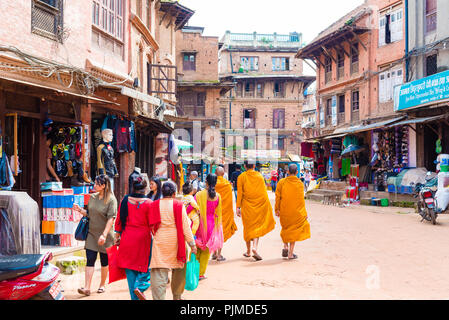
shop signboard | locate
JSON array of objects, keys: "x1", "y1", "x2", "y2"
[
  {"x1": 395, "y1": 70, "x2": 449, "y2": 111},
  {"x1": 241, "y1": 149, "x2": 281, "y2": 160}
]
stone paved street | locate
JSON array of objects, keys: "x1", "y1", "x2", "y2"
[{"x1": 60, "y1": 193, "x2": 449, "y2": 300}]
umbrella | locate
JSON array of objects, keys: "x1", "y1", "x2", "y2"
[
  {"x1": 341, "y1": 144, "x2": 363, "y2": 156},
  {"x1": 174, "y1": 138, "x2": 193, "y2": 150}
]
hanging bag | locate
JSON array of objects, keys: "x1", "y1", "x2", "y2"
[
  {"x1": 185, "y1": 253, "x2": 200, "y2": 291},
  {"x1": 206, "y1": 226, "x2": 224, "y2": 253},
  {"x1": 107, "y1": 245, "x2": 127, "y2": 284},
  {"x1": 74, "y1": 216, "x2": 89, "y2": 241}
]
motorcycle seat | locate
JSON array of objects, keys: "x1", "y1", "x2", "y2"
[{"x1": 0, "y1": 254, "x2": 44, "y2": 281}]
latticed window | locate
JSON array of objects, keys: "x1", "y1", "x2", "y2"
[
  {"x1": 92, "y1": 0, "x2": 124, "y2": 41},
  {"x1": 31, "y1": 0, "x2": 64, "y2": 42}
]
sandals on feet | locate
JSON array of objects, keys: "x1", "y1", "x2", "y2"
[
  {"x1": 288, "y1": 254, "x2": 298, "y2": 260},
  {"x1": 243, "y1": 253, "x2": 251, "y2": 258},
  {"x1": 252, "y1": 250, "x2": 263, "y2": 261},
  {"x1": 217, "y1": 256, "x2": 226, "y2": 262},
  {"x1": 78, "y1": 288, "x2": 91, "y2": 296},
  {"x1": 97, "y1": 287, "x2": 106, "y2": 293},
  {"x1": 282, "y1": 249, "x2": 288, "y2": 258},
  {"x1": 134, "y1": 288, "x2": 147, "y2": 300}
]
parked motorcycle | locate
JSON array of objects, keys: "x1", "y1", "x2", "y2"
[
  {"x1": 0, "y1": 252, "x2": 64, "y2": 300},
  {"x1": 413, "y1": 173, "x2": 439, "y2": 225}
]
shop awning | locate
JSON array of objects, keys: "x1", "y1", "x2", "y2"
[
  {"x1": 0, "y1": 75, "x2": 120, "y2": 105},
  {"x1": 287, "y1": 154, "x2": 301, "y2": 162},
  {"x1": 120, "y1": 86, "x2": 161, "y2": 106},
  {"x1": 331, "y1": 116, "x2": 405, "y2": 136},
  {"x1": 386, "y1": 114, "x2": 448, "y2": 128},
  {"x1": 174, "y1": 139, "x2": 193, "y2": 150}
]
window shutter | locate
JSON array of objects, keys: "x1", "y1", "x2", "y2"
[
  {"x1": 280, "y1": 109, "x2": 285, "y2": 129},
  {"x1": 379, "y1": 16, "x2": 386, "y2": 46}
]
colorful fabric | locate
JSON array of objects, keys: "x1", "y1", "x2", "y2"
[
  {"x1": 148, "y1": 199, "x2": 194, "y2": 269},
  {"x1": 182, "y1": 195, "x2": 200, "y2": 235},
  {"x1": 215, "y1": 176, "x2": 237, "y2": 242},
  {"x1": 236, "y1": 169, "x2": 276, "y2": 242},
  {"x1": 149, "y1": 199, "x2": 187, "y2": 264},
  {"x1": 114, "y1": 197, "x2": 152, "y2": 273},
  {"x1": 274, "y1": 176, "x2": 311, "y2": 243},
  {"x1": 341, "y1": 158, "x2": 351, "y2": 176},
  {"x1": 194, "y1": 189, "x2": 222, "y2": 251}
]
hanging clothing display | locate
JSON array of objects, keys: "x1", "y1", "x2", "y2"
[
  {"x1": 0, "y1": 151, "x2": 14, "y2": 190},
  {"x1": 330, "y1": 138, "x2": 342, "y2": 154},
  {"x1": 300, "y1": 142, "x2": 314, "y2": 158},
  {"x1": 100, "y1": 115, "x2": 137, "y2": 154}
]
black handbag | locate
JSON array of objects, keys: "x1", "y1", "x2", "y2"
[{"x1": 74, "y1": 216, "x2": 89, "y2": 241}]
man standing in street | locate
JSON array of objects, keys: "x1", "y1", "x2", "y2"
[
  {"x1": 275, "y1": 163, "x2": 310, "y2": 260},
  {"x1": 189, "y1": 171, "x2": 201, "y2": 195},
  {"x1": 212, "y1": 166, "x2": 237, "y2": 261},
  {"x1": 270, "y1": 169, "x2": 278, "y2": 192},
  {"x1": 230, "y1": 165, "x2": 242, "y2": 200},
  {"x1": 236, "y1": 161, "x2": 276, "y2": 261}
]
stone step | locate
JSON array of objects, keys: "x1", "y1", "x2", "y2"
[
  {"x1": 55, "y1": 256, "x2": 87, "y2": 275},
  {"x1": 310, "y1": 189, "x2": 346, "y2": 196}
]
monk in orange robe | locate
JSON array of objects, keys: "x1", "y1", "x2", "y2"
[
  {"x1": 275, "y1": 163, "x2": 310, "y2": 260},
  {"x1": 237, "y1": 162, "x2": 276, "y2": 261},
  {"x1": 212, "y1": 166, "x2": 237, "y2": 261}
]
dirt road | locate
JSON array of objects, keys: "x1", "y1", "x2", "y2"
[{"x1": 61, "y1": 194, "x2": 449, "y2": 300}]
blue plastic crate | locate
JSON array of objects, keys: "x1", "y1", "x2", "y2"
[
  {"x1": 71, "y1": 186, "x2": 88, "y2": 195},
  {"x1": 387, "y1": 185, "x2": 396, "y2": 193},
  {"x1": 399, "y1": 185, "x2": 414, "y2": 194},
  {"x1": 74, "y1": 194, "x2": 84, "y2": 208}
]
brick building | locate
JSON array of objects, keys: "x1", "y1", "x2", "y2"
[
  {"x1": 218, "y1": 31, "x2": 314, "y2": 170},
  {"x1": 174, "y1": 26, "x2": 234, "y2": 177},
  {"x1": 296, "y1": 0, "x2": 408, "y2": 186},
  {"x1": 0, "y1": 0, "x2": 193, "y2": 251}
]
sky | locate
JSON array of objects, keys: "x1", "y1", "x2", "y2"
[
  {"x1": 180, "y1": 0, "x2": 365, "y2": 43},
  {"x1": 179, "y1": 0, "x2": 365, "y2": 75}
]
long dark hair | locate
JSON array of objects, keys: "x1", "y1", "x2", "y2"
[
  {"x1": 206, "y1": 173, "x2": 217, "y2": 199},
  {"x1": 148, "y1": 176, "x2": 162, "y2": 200},
  {"x1": 120, "y1": 174, "x2": 148, "y2": 230}
]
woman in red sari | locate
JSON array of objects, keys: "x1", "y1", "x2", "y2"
[{"x1": 114, "y1": 174, "x2": 152, "y2": 300}]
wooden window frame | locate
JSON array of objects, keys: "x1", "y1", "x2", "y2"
[
  {"x1": 272, "y1": 57, "x2": 290, "y2": 71},
  {"x1": 183, "y1": 53, "x2": 196, "y2": 71},
  {"x1": 273, "y1": 109, "x2": 285, "y2": 129},
  {"x1": 241, "y1": 56, "x2": 259, "y2": 71},
  {"x1": 92, "y1": 0, "x2": 124, "y2": 41},
  {"x1": 243, "y1": 108, "x2": 256, "y2": 129},
  {"x1": 425, "y1": 0, "x2": 437, "y2": 34},
  {"x1": 351, "y1": 90, "x2": 360, "y2": 111},
  {"x1": 31, "y1": 0, "x2": 64, "y2": 42}
]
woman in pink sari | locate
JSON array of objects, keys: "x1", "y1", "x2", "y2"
[{"x1": 194, "y1": 174, "x2": 223, "y2": 281}]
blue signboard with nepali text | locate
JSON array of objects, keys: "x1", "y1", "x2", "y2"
[{"x1": 395, "y1": 70, "x2": 449, "y2": 111}]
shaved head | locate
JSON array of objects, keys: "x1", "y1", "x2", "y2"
[
  {"x1": 288, "y1": 164, "x2": 298, "y2": 175},
  {"x1": 216, "y1": 166, "x2": 225, "y2": 177}
]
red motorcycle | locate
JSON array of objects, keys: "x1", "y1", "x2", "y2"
[{"x1": 0, "y1": 252, "x2": 64, "y2": 300}]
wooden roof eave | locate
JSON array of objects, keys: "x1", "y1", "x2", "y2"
[{"x1": 296, "y1": 26, "x2": 369, "y2": 60}]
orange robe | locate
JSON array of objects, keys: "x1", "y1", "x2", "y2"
[
  {"x1": 216, "y1": 176, "x2": 237, "y2": 242},
  {"x1": 237, "y1": 169, "x2": 275, "y2": 242},
  {"x1": 275, "y1": 176, "x2": 310, "y2": 243}
]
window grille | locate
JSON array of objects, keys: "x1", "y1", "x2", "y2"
[{"x1": 31, "y1": 0, "x2": 64, "y2": 42}]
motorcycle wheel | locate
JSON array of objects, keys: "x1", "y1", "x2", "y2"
[{"x1": 429, "y1": 209, "x2": 437, "y2": 225}]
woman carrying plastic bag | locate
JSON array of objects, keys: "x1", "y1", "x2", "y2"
[{"x1": 194, "y1": 174, "x2": 223, "y2": 281}]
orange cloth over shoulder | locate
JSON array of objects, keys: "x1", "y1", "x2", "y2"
[
  {"x1": 237, "y1": 169, "x2": 275, "y2": 242},
  {"x1": 216, "y1": 176, "x2": 237, "y2": 242},
  {"x1": 275, "y1": 176, "x2": 310, "y2": 243}
]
